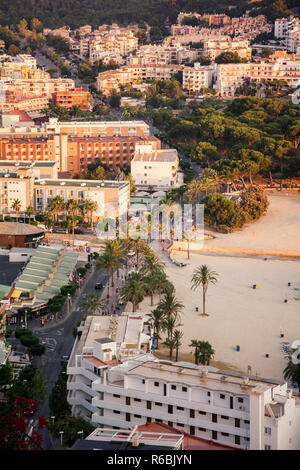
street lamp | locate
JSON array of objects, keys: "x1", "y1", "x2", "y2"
[
  {"x1": 77, "y1": 430, "x2": 84, "y2": 438},
  {"x1": 59, "y1": 430, "x2": 64, "y2": 447},
  {"x1": 51, "y1": 416, "x2": 55, "y2": 425}
]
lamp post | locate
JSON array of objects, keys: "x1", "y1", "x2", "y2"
[
  {"x1": 51, "y1": 416, "x2": 55, "y2": 426},
  {"x1": 77, "y1": 430, "x2": 84, "y2": 438},
  {"x1": 59, "y1": 430, "x2": 64, "y2": 447}
]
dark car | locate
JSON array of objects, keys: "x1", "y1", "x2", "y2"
[
  {"x1": 61, "y1": 355, "x2": 69, "y2": 364},
  {"x1": 95, "y1": 282, "x2": 103, "y2": 290}
]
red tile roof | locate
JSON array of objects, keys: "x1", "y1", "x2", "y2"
[{"x1": 137, "y1": 422, "x2": 239, "y2": 450}]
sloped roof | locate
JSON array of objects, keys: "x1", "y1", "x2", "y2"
[{"x1": 0, "y1": 222, "x2": 44, "y2": 236}]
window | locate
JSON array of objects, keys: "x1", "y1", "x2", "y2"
[
  {"x1": 155, "y1": 402, "x2": 162, "y2": 406},
  {"x1": 220, "y1": 394, "x2": 225, "y2": 399},
  {"x1": 177, "y1": 423, "x2": 184, "y2": 427},
  {"x1": 221, "y1": 415, "x2": 229, "y2": 420},
  {"x1": 154, "y1": 381, "x2": 159, "y2": 387},
  {"x1": 142, "y1": 379, "x2": 145, "y2": 384},
  {"x1": 244, "y1": 420, "x2": 250, "y2": 424},
  {"x1": 198, "y1": 427, "x2": 206, "y2": 432},
  {"x1": 221, "y1": 432, "x2": 229, "y2": 436},
  {"x1": 171, "y1": 385, "x2": 176, "y2": 390},
  {"x1": 177, "y1": 406, "x2": 184, "y2": 411},
  {"x1": 198, "y1": 411, "x2": 206, "y2": 415},
  {"x1": 113, "y1": 394, "x2": 120, "y2": 398},
  {"x1": 265, "y1": 427, "x2": 271, "y2": 435},
  {"x1": 134, "y1": 414, "x2": 141, "y2": 418},
  {"x1": 113, "y1": 410, "x2": 121, "y2": 414},
  {"x1": 238, "y1": 397, "x2": 244, "y2": 403},
  {"x1": 182, "y1": 387, "x2": 187, "y2": 392},
  {"x1": 134, "y1": 398, "x2": 141, "y2": 402},
  {"x1": 207, "y1": 392, "x2": 211, "y2": 396},
  {"x1": 265, "y1": 445, "x2": 271, "y2": 450}
]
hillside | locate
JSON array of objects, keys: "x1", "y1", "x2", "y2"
[{"x1": 0, "y1": 0, "x2": 297, "y2": 29}]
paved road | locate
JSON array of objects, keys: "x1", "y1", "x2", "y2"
[{"x1": 29, "y1": 266, "x2": 107, "y2": 450}]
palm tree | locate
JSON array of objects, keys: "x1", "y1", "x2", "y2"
[
  {"x1": 25, "y1": 205, "x2": 35, "y2": 222},
  {"x1": 190, "y1": 340, "x2": 202, "y2": 365},
  {"x1": 140, "y1": 251, "x2": 165, "y2": 277},
  {"x1": 158, "y1": 289, "x2": 184, "y2": 322},
  {"x1": 150, "y1": 271, "x2": 169, "y2": 302},
  {"x1": 96, "y1": 251, "x2": 115, "y2": 294},
  {"x1": 197, "y1": 341, "x2": 215, "y2": 365},
  {"x1": 173, "y1": 329, "x2": 183, "y2": 362},
  {"x1": 82, "y1": 292, "x2": 106, "y2": 315},
  {"x1": 131, "y1": 237, "x2": 146, "y2": 269},
  {"x1": 149, "y1": 308, "x2": 165, "y2": 349},
  {"x1": 121, "y1": 272, "x2": 146, "y2": 312},
  {"x1": 191, "y1": 265, "x2": 218, "y2": 316},
  {"x1": 162, "y1": 315, "x2": 181, "y2": 341},
  {"x1": 84, "y1": 199, "x2": 98, "y2": 228},
  {"x1": 104, "y1": 239, "x2": 126, "y2": 278},
  {"x1": 12, "y1": 199, "x2": 21, "y2": 222},
  {"x1": 163, "y1": 337, "x2": 177, "y2": 361},
  {"x1": 47, "y1": 195, "x2": 65, "y2": 224}
]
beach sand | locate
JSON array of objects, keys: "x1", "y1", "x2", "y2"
[{"x1": 125, "y1": 193, "x2": 300, "y2": 381}]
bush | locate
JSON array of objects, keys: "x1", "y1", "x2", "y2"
[
  {"x1": 5, "y1": 329, "x2": 12, "y2": 338},
  {"x1": 29, "y1": 344, "x2": 45, "y2": 356},
  {"x1": 20, "y1": 335, "x2": 39, "y2": 347},
  {"x1": 15, "y1": 328, "x2": 32, "y2": 339},
  {"x1": 204, "y1": 193, "x2": 248, "y2": 233}
]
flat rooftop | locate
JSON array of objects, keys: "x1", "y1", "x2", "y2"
[
  {"x1": 34, "y1": 179, "x2": 129, "y2": 190},
  {"x1": 133, "y1": 149, "x2": 178, "y2": 162},
  {"x1": 113, "y1": 360, "x2": 284, "y2": 393}
]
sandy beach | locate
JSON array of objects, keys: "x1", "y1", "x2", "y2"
[{"x1": 126, "y1": 193, "x2": 300, "y2": 381}]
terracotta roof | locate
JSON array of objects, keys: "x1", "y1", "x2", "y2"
[
  {"x1": 137, "y1": 422, "x2": 239, "y2": 450},
  {"x1": 2, "y1": 110, "x2": 34, "y2": 122},
  {"x1": 0, "y1": 222, "x2": 45, "y2": 236}
]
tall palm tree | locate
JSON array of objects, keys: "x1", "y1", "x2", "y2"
[
  {"x1": 84, "y1": 199, "x2": 98, "y2": 228},
  {"x1": 47, "y1": 195, "x2": 65, "y2": 224},
  {"x1": 190, "y1": 340, "x2": 202, "y2": 365},
  {"x1": 149, "y1": 308, "x2": 165, "y2": 349},
  {"x1": 82, "y1": 292, "x2": 106, "y2": 316},
  {"x1": 140, "y1": 251, "x2": 165, "y2": 277},
  {"x1": 12, "y1": 199, "x2": 21, "y2": 222},
  {"x1": 107, "y1": 239, "x2": 126, "y2": 274},
  {"x1": 173, "y1": 329, "x2": 183, "y2": 362},
  {"x1": 158, "y1": 289, "x2": 184, "y2": 322},
  {"x1": 121, "y1": 272, "x2": 146, "y2": 312},
  {"x1": 150, "y1": 271, "x2": 169, "y2": 302},
  {"x1": 191, "y1": 265, "x2": 218, "y2": 316},
  {"x1": 25, "y1": 205, "x2": 35, "y2": 222},
  {"x1": 162, "y1": 315, "x2": 181, "y2": 341},
  {"x1": 96, "y1": 251, "x2": 115, "y2": 294},
  {"x1": 163, "y1": 337, "x2": 177, "y2": 361},
  {"x1": 131, "y1": 237, "x2": 146, "y2": 269}
]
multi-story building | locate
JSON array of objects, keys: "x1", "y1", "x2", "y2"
[
  {"x1": 0, "y1": 95, "x2": 49, "y2": 113},
  {"x1": 0, "y1": 119, "x2": 156, "y2": 173},
  {"x1": 67, "y1": 314, "x2": 300, "y2": 450},
  {"x1": 131, "y1": 144, "x2": 183, "y2": 189},
  {"x1": 96, "y1": 64, "x2": 183, "y2": 95},
  {"x1": 274, "y1": 17, "x2": 300, "y2": 53},
  {"x1": 67, "y1": 314, "x2": 153, "y2": 421},
  {"x1": 0, "y1": 160, "x2": 58, "y2": 179},
  {"x1": 52, "y1": 88, "x2": 92, "y2": 110},
  {"x1": 202, "y1": 38, "x2": 251, "y2": 61},
  {"x1": 214, "y1": 59, "x2": 300, "y2": 95},
  {"x1": 89, "y1": 32, "x2": 138, "y2": 63},
  {"x1": 182, "y1": 63, "x2": 216, "y2": 93},
  {"x1": 127, "y1": 44, "x2": 200, "y2": 66},
  {"x1": 1, "y1": 77, "x2": 75, "y2": 100},
  {"x1": 34, "y1": 178, "x2": 130, "y2": 220}
]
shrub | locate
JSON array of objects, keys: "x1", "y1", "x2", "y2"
[
  {"x1": 29, "y1": 344, "x2": 45, "y2": 356},
  {"x1": 20, "y1": 335, "x2": 39, "y2": 347},
  {"x1": 15, "y1": 328, "x2": 32, "y2": 339},
  {"x1": 5, "y1": 329, "x2": 12, "y2": 338}
]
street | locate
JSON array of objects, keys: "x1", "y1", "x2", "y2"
[{"x1": 30, "y1": 265, "x2": 107, "y2": 450}]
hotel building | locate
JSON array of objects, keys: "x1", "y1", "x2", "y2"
[{"x1": 66, "y1": 315, "x2": 300, "y2": 450}]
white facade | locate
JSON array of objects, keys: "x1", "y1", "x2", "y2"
[{"x1": 131, "y1": 145, "x2": 183, "y2": 189}]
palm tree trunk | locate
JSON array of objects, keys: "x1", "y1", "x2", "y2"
[
  {"x1": 150, "y1": 293, "x2": 153, "y2": 306},
  {"x1": 202, "y1": 287, "x2": 206, "y2": 316},
  {"x1": 175, "y1": 347, "x2": 178, "y2": 362}
]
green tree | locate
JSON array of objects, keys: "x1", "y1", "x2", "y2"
[{"x1": 191, "y1": 265, "x2": 218, "y2": 316}]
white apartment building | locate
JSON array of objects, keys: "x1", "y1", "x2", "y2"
[
  {"x1": 89, "y1": 32, "x2": 138, "y2": 63},
  {"x1": 67, "y1": 315, "x2": 300, "y2": 451},
  {"x1": 131, "y1": 144, "x2": 183, "y2": 189},
  {"x1": 214, "y1": 60, "x2": 300, "y2": 95},
  {"x1": 127, "y1": 44, "x2": 200, "y2": 66},
  {"x1": 183, "y1": 63, "x2": 216, "y2": 93},
  {"x1": 202, "y1": 38, "x2": 252, "y2": 60},
  {"x1": 67, "y1": 314, "x2": 153, "y2": 420},
  {"x1": 96, "y1": 64, "x2": 183, "y2": 94}
]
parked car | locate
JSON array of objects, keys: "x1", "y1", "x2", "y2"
[{"x1": 95, "y1": 282, "x2": 103, "y2": 290}]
